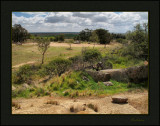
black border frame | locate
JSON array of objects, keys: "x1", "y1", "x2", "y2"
[{"x1": 1, "y1": 0, "x2": 159, "y2": 125}]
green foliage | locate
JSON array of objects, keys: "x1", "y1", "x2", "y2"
[
  {"x1": 89, "y1": 30, "x2": 99, "y2": 44},
  {"x1": 82, "y1": 48, "x2": 102, "y2": 63},
  {"x1": 111, "y1": 33, "x2": 126, "y2": 39},
  {"x1": 95, "y1": 29, "x2": 111, "y2": 44},
  {"x1": 34, "y1": 88, "x2": 46, "y2": 96},
  {"x1": 58, "y1": 34, "x2": 65, "y2": 41},
  {"x1": 12, "y1": 89, "x2": 31, "y2": 98},
  {"x1": 12, "y1": 64, "x2": 37, "y2": 84},
  {"x1": 125, "y1": 23, "x2": 148, "y2": 60},
  {"x1": 12, "y1": 70, "x2": 147, "y2": 98},
  {"x1": 44, "y1": 58, "x2": 71, "y2": 76},
  {"x1": 49, "y1": 37, "x2": 55, "y2": 41},
  {"x1": 79, "y1": 29, "x2": 92, "y2": 41},
  {"x1": 12, "y1": 24, "x2": 30, "y2": 43},
  {"x1": 103, "y1": 46, "x2": 144, "y2": 69},
  {"x1": 116, "y1": 38, "x2": 128, "y2": 44},
  {"x1": 54, "y1": 34, "x2": 65, "y2": 42},
  {"x1": 73, "y1": 35, "x2": 80, "y2": 40},
  {"x1": 36, "y1": 37, "x2": 50, "y2": 64}
]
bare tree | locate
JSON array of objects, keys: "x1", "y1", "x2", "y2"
[
  {"x1": 67, "y1": 39, "x2": 74, "y2": 50},
  {"x1": 36, "y1": 37, "x2": 50, "y2": 64}
]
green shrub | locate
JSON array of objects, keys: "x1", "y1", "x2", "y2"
[
  {"x1": 12, "y1": 65, "x2": 33, "y2": 84},
  {"x1": 82, "y1": 48, "x2": 102, "y2": 63},
  {"x1": 12, "y1": 64, "x2": 42, "y2": 84},
  {"x1": 44, "y1": 57, "x2": 71, "y2": 76},
  {"x1": 104, "y1": 61, "x2": 113, "y2": 69},
  {"x1": 116, "y1": 38, "x2": 128, "y2": 44},
  {"x1": 34, "y1": 88, "x2": 45, "y2": 96},
  {"x1": 49, "y1": 37, "x2": 55, "y2": 41},
  {"x1": 69, "y1": 55, "x2": 83, "y2": 63}
]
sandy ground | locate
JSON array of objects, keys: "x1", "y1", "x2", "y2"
[
  {"x1": 12, "y1": 61, "x2": 36, "y2": 68},
  {"x1": 22, "y1": 42, "x2": 120, "y2": 47},
  {"x1": 12, "y1": 91, "x2": 148, "y2": 114}
]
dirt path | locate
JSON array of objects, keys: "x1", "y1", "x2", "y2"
[
  {"x1": 12, "y1": 91, "x2": 148, "y2": 114},
  {"x1": 12, "y1": 61, "x2": 36, "y2": 68},
  {"x1": 23, "y1": 42, "x2": 121, "y2": 48}
]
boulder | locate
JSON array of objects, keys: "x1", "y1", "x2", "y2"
[
  {"x1": 112, "y1": 96, "x2": 128, "y2": 104},
  {"x1": 125, "y1": 65, "x2": 148, "y2": 83},
  {"x1": 100, "y1": 65, "x2": 148, "y2": 83},
  {"x1": 85, "y1": 69, "x2": 111, "y2": 82},
  {"x1": 103, "y1": 81, "x2": 113, "y2": 86},
  {"x1": 100, "y1": 69, "x2": 129, "y2": 82}
]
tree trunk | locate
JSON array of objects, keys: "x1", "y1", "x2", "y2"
[
  {"x1": 41, "y1": 53, "x2": 45, "y2": 64},
  {"x1": 93, "y1": 43, "x2": 95, "y2": 49}
]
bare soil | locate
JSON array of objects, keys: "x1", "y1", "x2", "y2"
[
  {"x1": 23, "y1": 42, "x2": 121, "y2": 48},
  {"x1": 12, "y1": 90, "x2": 148, "y2": 114},
  {"x1": 12, "y1": 61, "x2": 36, "y2": 68}
]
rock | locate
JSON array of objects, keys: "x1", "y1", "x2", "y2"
[
  {"x1": 85, "y1": 69, "x2": 111, "y2": 82},
  {"x1": 22, "y1": 83, "x2": 30, "y2": 89},
  {"x1": 69, "y1": 103, "x2": 86, "y2": 113},
  {"x1": 82, "y1": 76, "x2": 89, "y2": 81},
  {"x1": 74, "y1": 40, "x2": 80, "y2": 44},
  {"x1": 12, "y1": 86, "x2": 16, "y2": 91},
  {"x1": 103, "y1": 81, "x2": 113, "y2": 86},
  {"x1": 100, "y1": 69, "x2": 128, "y2": 82},
  {"x1": 100, "y1": 65, "x2": 148, "y2": 83},
  {"x1": 125, "y1": 65, "x2": 148, "y2": 83},
  {"x1": 112, "y1": 96, "x2": 128, "y2": 104}
]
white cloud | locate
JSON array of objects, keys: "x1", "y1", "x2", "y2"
[{"x1": 12, "y1": 12, "x2": 148, "y2": 33}]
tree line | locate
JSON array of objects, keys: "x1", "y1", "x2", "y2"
[{"x1": 74, "y1": 28, "x2": 112, "y2": 45}]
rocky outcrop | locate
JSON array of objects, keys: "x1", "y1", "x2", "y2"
[
  {"x1": 125, "y1": 65, "x2": 148, "y2": 83},
  {"x1": 85, "y1": 65, "x2": 148, "y2": 83},
  {"x1": 100, "y1": 69, "x2": 128, "y2": 82},
  {"x1": 85, "y1": 69, "x2": 111, "y2": 82}
]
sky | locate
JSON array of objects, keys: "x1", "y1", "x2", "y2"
[{"x1": 12, "y1": 12, "x2": 148, "y2": 33}]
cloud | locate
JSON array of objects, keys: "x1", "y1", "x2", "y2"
[
  {"x1": 72, "y1": 12, "x2": 97, "y2": 18},
  {"x1": 12, "y1": 12, "x2": 148, "y2": 33}
]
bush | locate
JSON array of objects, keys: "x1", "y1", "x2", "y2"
[
  {"x1": 116, "y1": 38, "x2": 128, "y2": 44},
  {"x1": 82, "y1": 49, "x2": 102, "y2": 63},
  {"x1": 12, "y1": 64, "x2": 39, "y2": 84},
  {"x1": 49, "y1": 37, "x2": 55, "y2": 41},
  {"x1": 104, "y1": 61, "x2": 113, "y2": 69},
  {"x1": 44, "y1": 58, "x2": 71, "y2": 76}
]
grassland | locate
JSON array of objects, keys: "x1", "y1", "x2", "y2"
[
  {"x1": 12, "y1": 41, "x2": 147, "y2": 98},
  {"x1": 12, "y1": 41, "x2": 148, "y2": 114},
  {"x1": 12, "y1": 44, "x2": 82, "y2": 67},
  {"x1": 12, "y1": 41, "x2": 144, "y2": 68}
]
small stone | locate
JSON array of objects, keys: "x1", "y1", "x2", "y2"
[
  {"x1": 112, "y1": 96, "x2": 128, "y2": 104},
  {"x1": 103, "y1": 81, "x2": 113, "y2": 86},
  {"x1": 12, "y1": 86, "x2": 16, "y2": 91},
  {"x1": 22, "y1": 83, "x2": 29, "y2": 89},
  {"x1": 82, "y1": 76, "x2": 89, "y2": 81}
]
